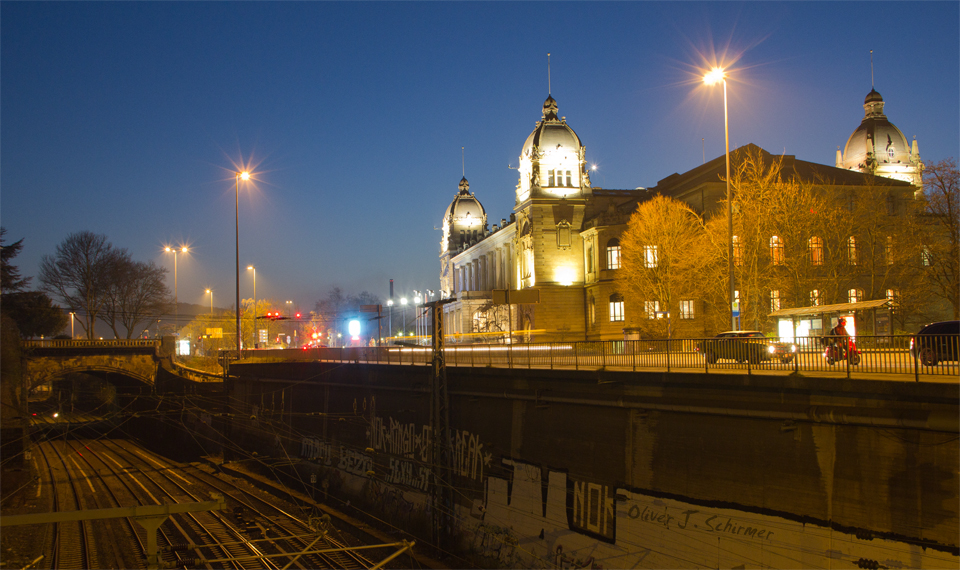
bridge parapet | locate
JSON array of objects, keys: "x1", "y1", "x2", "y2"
[{"x1": 22, "y1": 339, "x2": 161, "y2": 349}]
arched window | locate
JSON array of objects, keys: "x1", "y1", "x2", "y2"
[
  {"x1": 808, "y1": 236, "x2": 823, "y2": 266},
  {"x1": 770, "y1": 235, "x2": 784, "y2": 266},
  {"x1": 847, "y1": 236, "x2": 858, "y2": 266},
  {"x1": 606, "y1": 238, "x2": 621, "y2": 270},
  {"x1": 643, "y1": 245, "x2": 658, "y2": 268},
  {"x1": 609, "y1": 293, "x2": 624, "y2": 322}
]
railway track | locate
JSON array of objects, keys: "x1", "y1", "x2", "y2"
[{"x1": 28, "y1": 432, "x2": 397, "y2": 569}]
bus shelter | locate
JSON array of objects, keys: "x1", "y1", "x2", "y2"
[{"x1": 768, "y1": 299, "x2": 893, "y2": 345}]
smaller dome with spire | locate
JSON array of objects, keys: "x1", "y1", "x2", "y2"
[{"x1": 441, "y1": 176, "x2": 487, "y2": 255}]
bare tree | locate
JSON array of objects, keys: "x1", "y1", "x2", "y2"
[
  {"x1": 618, "y1": 195, "x2": 708, "y2": 338},
  {"x1": 100, "y1": 257, "x2": 170, "y2": 338},
  {"x1": 917, "y1": 159, "x2": 959, "y2": 318},
  {"x1": 39, "y1": 231, "x2": 124, "y2": 339}
]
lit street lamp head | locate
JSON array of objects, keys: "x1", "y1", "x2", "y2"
[
  {"x1": 239, "y1": 171, "x2": 250, "y2": 181},
  {"x1": 703, "y1": 67, "x2": 725, "y2": 85}
]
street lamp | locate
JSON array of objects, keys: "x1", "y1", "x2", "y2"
[
  {"x1": 247, "y1": 265, "x2": 256, "y2": 348},
  {"x1": 69, "y1": 312, "x2": 75, "y2": 339},
  {"x1": 400, "y1": 297, "x2": 408, "y2": 337},
  {"x1": 387, "y1": 299, "x2": 394, "y2": 342},
  {"x1": 235, "y1": 170, "x2": 250, "y2": 353},
  {"x1": 413, "y1": 290, "x2": 421, "y2": 344},
  {"x1": 205, "y1": 289, "x2": 213, "y2": 315},
  {"x1": 164, "y1": 246, "x2": 188, "y2": 336},
  {"x1": 703, "y1": 67, "x2": 737, "y2": 331}
]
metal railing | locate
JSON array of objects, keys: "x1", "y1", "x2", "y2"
[
  {"x1": 245, "y1": 334, "x2": 959, "y2": 381},
  {"x1": 22, "y1": 339, "x2": 161, "y2": 349}
]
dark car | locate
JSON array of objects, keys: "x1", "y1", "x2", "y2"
[
  {"x1": 910, "y1": 320, "x2": 959, "y2": 366},
  {"x1": 696, "y1": 331, "x2": 797, "y2": 364}
]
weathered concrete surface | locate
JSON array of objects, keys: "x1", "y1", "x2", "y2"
[
  {"x1": 224, "y1": 361, "x2": 959, "y2": 568},
  {"x1": 22, "y1": 347, "x2": 159, "y2": 389}
]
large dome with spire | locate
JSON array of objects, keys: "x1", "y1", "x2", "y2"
[
  {"x1": 516, "y1": 95, "x2": 589, "y2": 203},
  {"x1": 837, "y1": 88, "x2": 922, "y2": 186}
]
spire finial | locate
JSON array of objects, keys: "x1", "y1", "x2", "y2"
[
  {"x1": 461, "y1": 146, "x2": 465, "y2": 177},
  {"x1": 870, "y1": 50, "x2": 874, "y2": 88},
  {"x1": 547, "y1": 53, "x2": 551, "y2": 95}
]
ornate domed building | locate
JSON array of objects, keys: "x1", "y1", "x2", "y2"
[
  {"x1": 438, "y1": 94, "x2": 643, "y2": 342},
  {"x1": 836, "y1": 88, "x2": 923, "y2": 188}
]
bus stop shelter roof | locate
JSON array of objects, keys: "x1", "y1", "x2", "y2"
[{"x1": 768, "y1": 299, "x2": 891, "y2": 318}]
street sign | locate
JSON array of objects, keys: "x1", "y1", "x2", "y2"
[{"x1": 732, "y1": 301, "x2": 741, "y2": 318}]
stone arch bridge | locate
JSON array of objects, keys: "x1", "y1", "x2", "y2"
[{"x1": 21, "y1": 339, "x2": 167, "y2": 390}]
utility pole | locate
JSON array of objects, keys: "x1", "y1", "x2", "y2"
[{"x1": 428, "y1": 299, "x2": 454, "y2": 549}]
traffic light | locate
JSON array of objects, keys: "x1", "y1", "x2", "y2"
[{"x1": 295, "y1": 312, "x2": 301, "y2": 319}]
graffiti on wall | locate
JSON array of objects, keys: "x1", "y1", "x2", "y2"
[
  {"x1": 453, "y1": 428, "x2": 492, "y2": 481},
  {"x1": 568, "y1": 479, "x2": 616, "y2": 542},
  {"x1": 368, "y1": 414, "x2": 492, "y2": 484},
  {"x1": 386, "y1": 457, "x2": 431, "y2": 491},
  {"x1": 369, "y1": 415, "x2": 432, "y2": 461},
  {"x1": 337, "y1": 445, "x2": 373, "y2": 476},
  {"x1": 300, "y1": 436, "x2": 334, "y2": 465}
]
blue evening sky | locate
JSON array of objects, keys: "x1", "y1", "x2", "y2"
[{"x1": 3, "y1": 1, "x2": 958, "y2": 314}]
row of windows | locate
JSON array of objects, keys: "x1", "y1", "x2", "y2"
[
  {"x1": 548, "y1": 169, "x2": 573, "y2": 187},
  {"x1": 604, "y1": 234, "x2": 927, "y2": 272},
  {"x1": 602, "y1": 288, "x2": 900, "y2": 323}
]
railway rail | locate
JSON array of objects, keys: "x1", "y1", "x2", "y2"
[{"x1": 22, "y1": 433, "x2": 408, "y2": 569}]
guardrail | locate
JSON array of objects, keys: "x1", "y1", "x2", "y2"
[
  {"x1": 22, "y1": 339, "x2": 161, "y2": 349},
  {"x1": 241, "y1": 334, "x2": 959, "y2": 381}
]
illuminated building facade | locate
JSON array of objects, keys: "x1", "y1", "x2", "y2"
[
  {"x1": 439, "y1": 95, "x2": 643, "y2": 342},
  {"x1": 439, "y1": 85, "x2": 928, "y2": 343}
]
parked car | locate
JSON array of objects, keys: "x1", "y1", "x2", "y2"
[
  {"x1": 910, "y1": 320, "x2": 959, "y2": 366},
  {"x1": 696, "y1": 331, "x2": 797, "y2": 364}
]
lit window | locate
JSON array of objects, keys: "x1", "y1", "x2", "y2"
[
  {"x1": 886, "y1": 289, "x2": 899, "y2": 307},
  {"x1": 769, "y1": 290, "x2": 781, "y2": 312},
  {"x1": 606, "y1": 239, "x2": 621, "y2": 270},
  {"x1": 848, "y1": 288, "x2": 863, "y2": 303},
  {"x1": 808, "y1": 236, "x2": 823, "y2": 266},
  {"x1": 644, "y1": 300, "x2": 659, "y2": 320},
  {"x1": 644, "y1": 245, "x2": 658, "y2": 268},
  {"x1": 679, "y1": 300, "x2": 695, "y2": 319},
  {"x1": 609, "y1": 294, "x2": 624, "y2": 322},
  {"x1": 921, "y1": 246, "x2": 932, "y2": 267},
  {"x1": 548, "y1": 170, "x2": 555, "y2": 187},
  {"x1": 733, "y1": 235, "x2": 742, "y2": 266},
  {"x1": 770, "y1": 236, "x2": 784, "y2": 266},
  {"x1": 810, "y1": 289, "x2": 821, "y2": 306},
  {"x1": 847, "y1": 236, "x2": 858, "y2": 266}
]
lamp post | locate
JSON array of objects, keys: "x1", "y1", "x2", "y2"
[
  {"x1": 247, "y1": 265, "x2": 256, "y2": 348},
  {"x1": 69, "y1": 312, "x2": 75, "y2": 339},
  {"x1": 387, "y1": 299, "x2": 394, "y2": 343},
  {"x1": 704, "y1": 67, "x2": 737, "y2": 331},
  {"x1": 164, "y1": 246, "x2": 188, "y2": 336},
  {"x1": 413, "y1": 290, "x2": 421, "y2": 344},
  {"x1": 400, "y1": 297, "x2": 408, "y2": 337},
  {"x1": 205, "y1": 289, "x2": 213, "y2": 315},
  {"x1": 235, "y1": 171, "x2": 250, "y2": 353}
]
